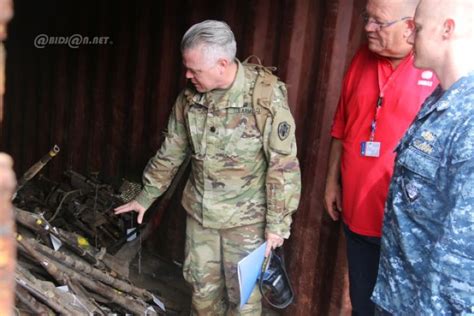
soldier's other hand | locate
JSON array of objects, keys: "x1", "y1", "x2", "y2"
[
  {"x1": 324, "y1": 181, "x2": 342, "y2": 221},
  {"x1": 265, "y1": 232, "x2": 284, "y2": 257},
  {"x1": 114, "y1": 200, "x2": 147, "y2": 224}
]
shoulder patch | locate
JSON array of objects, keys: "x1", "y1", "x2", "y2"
[
  {"x1": 278, "y1": 122, "x2": 291, "y2": 140},
  {"x1": 270, "y1": 108, "x2": 295, "y2": 155}
]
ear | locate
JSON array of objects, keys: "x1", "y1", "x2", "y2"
[
  {"x1": 216, "y1": 58, "x2": 231, "y2": 75},
  {"x1": 442, "y1": 19, "x2": 455, "y2": 39},
  {"x1": 403, "y1": 19, "x2": 416, "y2": 39},
  {"x1": 217, "y1": 58, "x2": 229, "y2": 68}
]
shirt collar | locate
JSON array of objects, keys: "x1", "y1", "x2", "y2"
[
  {"x1": 376, "y1": 50, "x2": 414, "y2": 71},
  {"x1": 185, "y1": 59, "x2": 246, "y2": 110},
  {"x1": 417, "y1": 71, "x2": 474, "y2": 119},
  {"x1": 208, "y1": 59, "x2": 245, "y2": 110},
  {"x1": 436, "y1": 71, "x2": 474, "y2": 111}
]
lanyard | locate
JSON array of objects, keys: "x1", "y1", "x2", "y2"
[
  {"x1": 369, "y1": 56, "x2": 411, "y2": 141},
  {"x1": 369, "y1": 96, "x2": 383, "y2": 141}
]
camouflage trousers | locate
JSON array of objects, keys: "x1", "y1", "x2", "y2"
[{"x1": 183, "y1": 215, "x2": 265, "y2": 316}]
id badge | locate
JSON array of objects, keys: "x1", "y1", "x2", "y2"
[{"x1": 361, "y1": 141, "x2": 381, "y2": 157}]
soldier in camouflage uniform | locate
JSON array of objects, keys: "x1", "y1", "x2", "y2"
[
  {"x1": 115, "y1": 20, "x2": 301, "y2": 315},
  {"x1": 372, "y1": 0, "x2": 474, "y2": 314}
]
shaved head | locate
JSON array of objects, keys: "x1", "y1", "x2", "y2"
[
  {"x1": 412, "y1": 0, "x2": 474, "y2": 88},
  {"x1": 418, "y1": 0, "x2": 473, "y2": 35}
]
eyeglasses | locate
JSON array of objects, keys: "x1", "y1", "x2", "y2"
[{"x1": 361, "y1": 13, "x2": 411, "y2": 30}]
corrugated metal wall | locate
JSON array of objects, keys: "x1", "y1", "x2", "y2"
[{"x1": 1, "y1": 0, "x2": 366, "y2": 314}]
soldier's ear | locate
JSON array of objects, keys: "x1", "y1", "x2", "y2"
[
  {"x1": 216, "y1": 58, "x2": 230, "y2": 75},
  {"x1": 217, "y1": 58, "x2": 229, "y2": 68}
]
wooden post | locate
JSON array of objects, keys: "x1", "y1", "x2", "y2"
[
  {"x1": 0, "y1": 153, "x2": 17, "y2": 316},
  {"x1": 0, "y1": 0, "x2": 13, "y2": 142},
  {"x1": 0, "y1": 1, "x2": 16, "y2": 313}
]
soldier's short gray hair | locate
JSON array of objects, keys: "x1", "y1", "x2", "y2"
[{"x1": 181, "y1": 20, "x2": 237, "y2": 65}]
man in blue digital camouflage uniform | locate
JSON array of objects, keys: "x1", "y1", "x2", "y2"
[{"x1": 371, "y1": 0, "x2": 474, "y2": 314}]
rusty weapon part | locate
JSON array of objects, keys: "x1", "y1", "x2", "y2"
[{"x1": 15, "y1": 145, "x2": 60, "y2": 196}]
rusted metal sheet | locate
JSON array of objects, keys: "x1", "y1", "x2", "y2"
[
  {"x1": 0, "y1": 0, "x2": 367, "y2": 314},
  {"x1": 284, "y1": 1, "x2": 366, "y2": 314}
]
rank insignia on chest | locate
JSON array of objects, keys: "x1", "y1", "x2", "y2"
[
  {"x1": 413, "y1": 139, "x2": 434, "y2": 154},
  {"x1": 421, "y1": 130, "x2": 436, "y2": 142},
  {"x1": 278, "y1": 122, "x2": 291, "y2": 140}
]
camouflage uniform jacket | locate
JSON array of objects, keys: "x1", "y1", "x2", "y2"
[
  {"x1": 135, "y1": 61, "x2": 301, "y2": 238},
  {"x1": 372, "y1": 73, "x2": 474, "y2": 315}
]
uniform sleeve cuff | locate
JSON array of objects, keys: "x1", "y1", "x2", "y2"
[
  {"x1": 134, "y1": 191, "x2": 154, "y2": 210},
  {"x1": 265, "y1": 225, "x2": 291, "y2": 239}
]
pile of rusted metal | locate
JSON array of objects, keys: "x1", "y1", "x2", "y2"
[{"x1": 12, "y1": 145, "x2": 178, "y2": 315}]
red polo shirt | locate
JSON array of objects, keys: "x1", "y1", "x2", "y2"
[{"x1": 331, "y1": 45, "x2": 438, "y2": 237}]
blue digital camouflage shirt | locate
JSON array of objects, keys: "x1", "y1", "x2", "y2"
[{"x1": 372, "y1": 72, "x2": 474, "y2": 315}]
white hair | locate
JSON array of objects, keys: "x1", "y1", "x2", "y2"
[{"x1": 181, "y1": 20, "x2": 237, "y2": 65}]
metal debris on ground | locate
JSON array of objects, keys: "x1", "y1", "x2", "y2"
[{"x1": 11, "y1": 146, "x2": 187, "y2": 315}]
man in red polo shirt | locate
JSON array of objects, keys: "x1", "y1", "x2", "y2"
[{"x1": 324, "y1": 0, "x2": 438, "y2": 315}]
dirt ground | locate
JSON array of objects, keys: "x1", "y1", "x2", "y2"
[{"x1": 129, "y1": 248, "x2": 281, "y2": 315}]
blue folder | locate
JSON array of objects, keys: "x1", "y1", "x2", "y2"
[{"x1": 237, "y1": 242, "x2": 267, "y2": 309}]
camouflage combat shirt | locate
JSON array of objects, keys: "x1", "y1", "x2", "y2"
[
  {"x1": 135, "y1": 61, "x2": 301, "y2": 238},
  {"x1": 372, "y1": 73, "x2": 474, "y2": 314}
]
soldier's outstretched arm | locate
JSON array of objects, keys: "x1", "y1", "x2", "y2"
[
  {"x1": 136, "y1": 94, "x2": 190, "y2": 208},
  {"x1": 115, "y1": 94, "x2": 190, "y2": 221}
]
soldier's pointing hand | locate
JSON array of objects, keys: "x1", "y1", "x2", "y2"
[{"x1": 114, "y1": 200, "x2": 147, "y2": 224}]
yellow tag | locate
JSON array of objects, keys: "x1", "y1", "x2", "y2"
[
  {"x1": 77, "y1": 236, "x2": 90, "y2": 248},
  {"x1": 36, "y1": 219, "x2": 43, "y2": 225}
]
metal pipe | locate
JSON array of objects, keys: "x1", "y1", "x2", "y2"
[{"x1": 15, "y1": 145, "x2": 60, "y2": 195}]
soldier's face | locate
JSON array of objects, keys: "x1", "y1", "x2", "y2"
[{"x1": 183, "y1": 47, "x2": 221, "y2": 93}]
